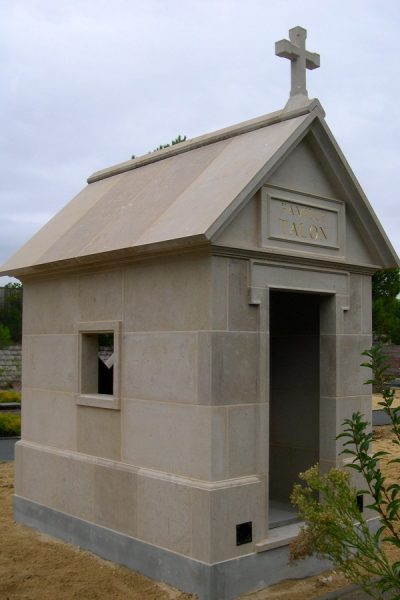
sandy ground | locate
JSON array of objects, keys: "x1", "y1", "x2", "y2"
[
  {"x1": 372, "y1": 388, "x2": 400, "y2": 409},
  {"x1": 1, "y1": 426, "x2": 399, "y2": 600}
]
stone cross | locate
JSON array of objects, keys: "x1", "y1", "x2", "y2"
[{"x1": 275, "y1": 26, "x2": 320, "y2": 108}]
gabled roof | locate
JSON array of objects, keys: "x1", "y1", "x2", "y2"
[{"x1": 1, "y1": 99, "x2": 398, "y2": 277}]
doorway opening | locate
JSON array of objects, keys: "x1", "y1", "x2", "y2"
[{"x1": 269, "y1": 290, "x2": 320, "y2": 529}]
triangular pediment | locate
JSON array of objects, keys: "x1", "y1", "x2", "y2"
[{"x1": 213, "y1": 124, "x2": 398, "y2": 270}]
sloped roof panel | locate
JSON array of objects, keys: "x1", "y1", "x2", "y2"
[{"x1": 0, "y1": 113, "x2": 310, "y2": 275}]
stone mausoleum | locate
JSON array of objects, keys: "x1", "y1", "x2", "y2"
[{"x1": 1, "y1": 27, "x2": 399, "y2": 600}]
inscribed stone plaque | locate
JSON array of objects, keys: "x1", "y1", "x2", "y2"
[{"x1": 262, "y1": 187, "x2": 344, "y2": 254}]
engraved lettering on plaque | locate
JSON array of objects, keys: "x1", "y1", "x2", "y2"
[{"x1": 268, "y1": 196, "x2": 339, "y2": 249}]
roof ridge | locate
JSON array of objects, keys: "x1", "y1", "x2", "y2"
[{"x1": 87, "y1": 99, "x2": 325, "y2": 184}]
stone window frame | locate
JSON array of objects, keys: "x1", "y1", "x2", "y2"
[{"x1": 76, "y1": 320, "x2": 121, "y2": 410}]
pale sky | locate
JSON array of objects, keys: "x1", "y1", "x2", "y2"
[{"x1": 1, "y1": 0, "x2": 399, "y2": 284}]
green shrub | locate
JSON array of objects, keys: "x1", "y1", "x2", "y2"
[
  {"x1": 290, "y1": 345, "x2": 400, "y2": 598},
  {"x1": 0, "y1": 390, "x2": 21, "y2": 403},
  {"x1": 0, "y1": 413, "x2": 21, "y2": 437},
  {"x1": 0, "y1": 324, "x2": 11, "y2": 348}
]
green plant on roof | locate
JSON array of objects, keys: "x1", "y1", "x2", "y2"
[{"x1": 131, "y1": 135, "x2": 187, "y2": 159}]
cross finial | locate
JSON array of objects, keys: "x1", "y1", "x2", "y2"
[{"x1": 275, "y1": 26, "x2": 320, "y2": 110}]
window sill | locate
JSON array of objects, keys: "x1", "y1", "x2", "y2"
[{"x1": 76, "y1": 394, "x2": 120, "y2": 410}]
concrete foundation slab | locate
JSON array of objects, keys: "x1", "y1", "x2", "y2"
[{"x1": 14, "y1": 495, "x2": 331, "y2": 600}]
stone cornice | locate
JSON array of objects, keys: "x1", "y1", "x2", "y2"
[
  {"x1": 15, "y1": 239, "x2": 380, "y2": 283},
  {"x1": 16, "y1": 240, "x2": 212, "y2": 281},
  {"x1": 210, "y1": 244, "x2": 380, "y2": 275}
]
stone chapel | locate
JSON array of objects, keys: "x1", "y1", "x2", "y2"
[{"x1": 1, "y1": 26, "x2": 399, "y2": 600}]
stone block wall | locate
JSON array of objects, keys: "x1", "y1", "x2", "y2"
[
  {"x1": 380, "y1": 344, "x2": 400, "y2": 378},
  {"x1": 16, "y1": 253, "x2": 267, "y2": 565},
  {"x1": 0, "y1": 344, "x2": 22, "y2": 386}
]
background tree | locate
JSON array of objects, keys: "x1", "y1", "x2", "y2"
[
  {"x1": 0, "y1": 282, "x2": 23, "y2": 343},
  {"x1": 0, "y1": 324, "x2": 11, "y2": 348},
  {"x1": 372, "y1": 268, "x2": 400, "y2": 344},
  {"x1": 131, "y1": 135, "x2": 187, "y2": 159}
]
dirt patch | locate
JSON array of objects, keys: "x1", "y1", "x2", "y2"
[
  {"x1": 372, "y1": 389, "x2": 400, "y2": 410},
  {"x1": 0, "y1": 426, "x2": 399, "y2": 599},
  {"x1": 0, "y1": 462, "x2": 193, "y2": 600}
]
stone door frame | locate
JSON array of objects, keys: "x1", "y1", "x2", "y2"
[{"x1": 248, "y1": 258, "x2": 350, "y2": 538}]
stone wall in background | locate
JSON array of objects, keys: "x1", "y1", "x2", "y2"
[
  {"x1": 0, "y1": 345, "x2": 22, "y2": 387},
  {"x1": 382, "y1": 345, "x2": 400, "y2": 379}
]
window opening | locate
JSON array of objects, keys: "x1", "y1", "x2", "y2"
[{"x1": 81, "y1": 332, "x2": 114, "y2": 396}]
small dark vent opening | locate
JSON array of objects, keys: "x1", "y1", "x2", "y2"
[{"x1": 236, "y1": 521, "x2": 252, "y2": 546}]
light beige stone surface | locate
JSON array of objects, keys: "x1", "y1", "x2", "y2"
[
  {"x1": 15, "y1": 443, "x2": 95, "y2": 522},
  {"x1": 190, "y1": 486, "x2": 212, "y2": 561},
  {"x1": 56, "y1": 452, "x2": 97, "y2": 522},
  {"x1": 343, "y1": 274, "x2": 363, "y2": 334},
  {"x1": 209, "y1": 479, "x2": 263, "y2": 562},
  {"x1": 216, "y1": 196, "x2": 259, "y2": 248},
  {"x1": 93, "y1": 463, "x2": 137, "y2": 537},
  {"x1": 337, "y1": 334, "x2": 372, "y2": 397},
  {"x1": 361, "y1": 275, "x2": 373, "y2": 333},
  {"x1": 268, "y1": 136, "x2": 338, "y2": 199},
  {"x1": 123, "y1": 254, "x2": 211, "y2": 332},
  {"x1": 275, "y1": 26, "x2": 320, "y2": 109},
  {"x1": 227, "y1": 405, "x2": 257, "y2": 477},
  {"x1": 319, "y1": 294, "x2": 337, "y2": 335},
  {"x1": 21, "y1": 389, "x2": 77, "y2": 451},
  {"x1": 77, "y1": 406, "x2": 121, "y2": 461},
  {"x1": 251, "y1": 261, "x2": 349, "y2": 295},
  {"x1": 320, "y1": 333, "x2": 337, "y2": 396},
  {"x1": 22, "y1": 275, "x2": 78, "y2": 334},
  {"x1": 210, "y1": 256, "x2": 228, "y2": 330},
  {"x1": 211, "y1": 332, "x2": 259, "y2": 405},
  {"x1": 121, "y1": 399, "x2": 262, "y2": 481},
  {"x1": 15, "y1": 442, "x2": 66, "y2": 509},
  {"x1": 122, "y1": 332, "x2": 199, "y2": 403},
  {"x1": 227, "y1": 259, "x2": 259, "y2": 332},
  {"x1": 121, "y1": 399, "x2": 216, "y2": 479},
  {"x1": 22, "y1": 334, "x2": 76, "y2": 392},
  {"x1": 1, "y1": 175, "x2": 119, "y2": 275},
  {"x1": 319, "y1": 458, "x2": 337, "y2": 475},
  {"x1": 16, "y1": 443, "x2": 137, "y2": 535},
  {"x1": 78, "y1": 269, "x2": 123, "y2": 323},
  {"x1": 346, "y1": 214, "x2": 381, "y2": 265},
  {"x1": 136, "y1": 473, "x2": 193, "y2": 556}
]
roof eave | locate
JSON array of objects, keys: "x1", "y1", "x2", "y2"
[{"x1": 0, "y1": 235, "x2": 211, "y2": 279}]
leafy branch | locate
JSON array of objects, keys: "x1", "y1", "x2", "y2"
[{"x1": 290, "y1": 345, "x2": 400, "y2": 598}]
